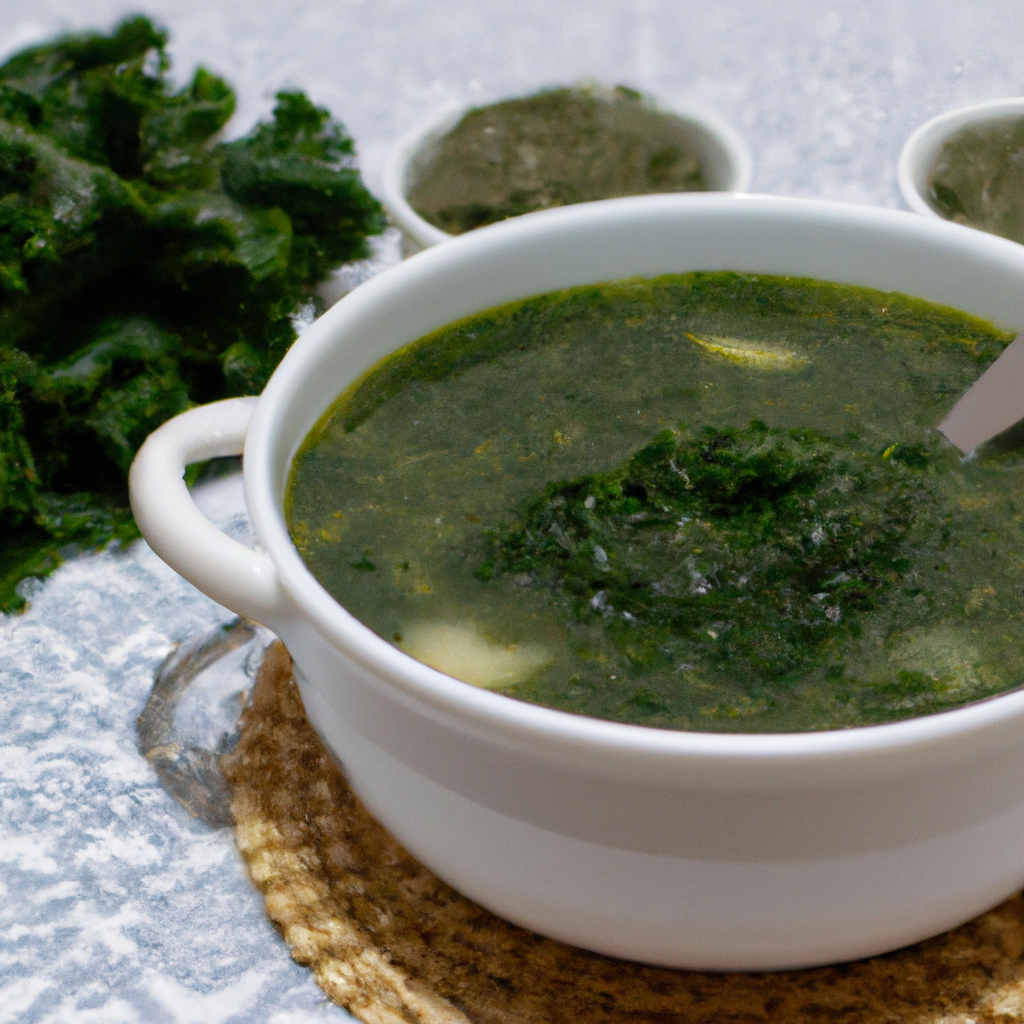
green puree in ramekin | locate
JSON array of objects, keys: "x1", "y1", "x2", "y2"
[
  {"x1": 929, "y1": 116, "x2": 1024, "y2": 244},
  {"x1": 406, "y1": 87, "x2": 709, "y2": 235}
]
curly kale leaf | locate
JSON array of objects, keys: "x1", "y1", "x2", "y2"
[
  {"x1": 0, "y1": 345, "x2": 40, "y2": 523},
  {"x1": 0, "y1": 16, "x2": 384, "y2": 610},
  {"x1": 220, "y1": 90, "x2": 385, "y2": 280},
  {"x1": 0, "y1": 16, "x2": 170, "y2": 176},
  {"x1": 480, "y1": 421, "x2": 936, "y2": 683}
]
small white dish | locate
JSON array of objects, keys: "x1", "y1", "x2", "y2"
[
  {"x1": 898, "y1": 97, "x2": 1024, "y2": 219},
  {"x1": 381, "y1": 92, "x2": 753, "y2": 250},
  {"x1": 131, "y1": 194, "x2": 1024, "y2": 972}
]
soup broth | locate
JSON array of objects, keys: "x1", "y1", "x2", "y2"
[{"x1": 287, "y1": 272, "x2": 1024, "y2": 733}]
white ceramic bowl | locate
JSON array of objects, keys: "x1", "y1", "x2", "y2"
[
  {"x1": 131, "y1": 194, "x2": 1024, "y2": 971},
  {"x1": 382, "y1": 93, "x2": 753, "y2": 250},
  {"x1": 898, "y1": 96, "x2": 1024, "y2": 219}
]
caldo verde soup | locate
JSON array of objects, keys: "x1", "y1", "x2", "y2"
[
  {"x1": 287, "y1": 273, "x2": 1024, "y2": 733},
  {"x1": 928, "y1": 116, "x2": 1024, "y2": 244},
  {"x1": 407, "y1": 86, "x2": 708, "y2": 236}
]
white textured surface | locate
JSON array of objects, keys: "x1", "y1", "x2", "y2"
[
  {"x1": 1, "y1": 477, "x2": 347, "y2": 1023},
  {"x1": 3, "y1": 0, "x2": 1024, "y2": 1020}
]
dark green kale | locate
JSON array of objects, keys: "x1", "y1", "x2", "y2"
[
  {"x1": 929, "y1": 181, "x2": 966, "y2": 220},
  {"x1": 479, "y1": 421, "x2": 937, "y2": 685},
  {"x1": 0, "y1": 16, "x2": 384, "y2": 610}
]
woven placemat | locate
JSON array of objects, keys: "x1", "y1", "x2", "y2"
[{"x1": 222, "y1": 642, "x2": 1024, "y2": 1024}]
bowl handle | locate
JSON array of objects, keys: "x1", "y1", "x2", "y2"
[{"x1": 129, "y1": 397, "x2": 292, "y2": 629}]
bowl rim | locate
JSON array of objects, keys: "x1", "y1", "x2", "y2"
[
  {"x1": 246, "y1": 192, "x2": 1024, "y2": 778},
  {"x1": 381, "y1": 87, "x2": 754, "y2": 250},
  {"x1": 898, "y1": 96, "x2": 1024, "y2": 218}
]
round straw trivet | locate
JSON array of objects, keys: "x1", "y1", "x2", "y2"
[{"x1": 222, "y1": 642, "x2": 1024, "y2": 1024}]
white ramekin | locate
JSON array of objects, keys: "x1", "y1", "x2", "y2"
[
  {"x1": 131, "y1": 194, "x2": 1024, "y2": 971},
  {"x1": 381, "y1": 94, "x2": 753, "y2": 250},
  {"x1": 898, "y1": 96, "x2": 1024, "y2": 219}
]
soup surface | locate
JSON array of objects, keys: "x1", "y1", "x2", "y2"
[
  {"x1": 928, "y1": 116, "x2": 1024, "y2": 244},
  {"x1": 287, "y1": 272, "x2": 1024, "y2": 733},
  {"x1": 407, "y1": 86, "x2": 708, "y2": 236}
]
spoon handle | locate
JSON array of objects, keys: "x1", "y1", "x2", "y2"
[{"x1": 938, "y1": 333, "x2": 1024, "y2": 453}]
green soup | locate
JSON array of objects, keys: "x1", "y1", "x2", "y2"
[
  {"x1": 287, "y1": 272, "x2": 1024, "y2": 733},
  {"x1": 407, "y1": 86, "x2": 708, "y2": 236},
  {"x1": 928, "y1": 116, "x2": 1024, "y2": 244}
]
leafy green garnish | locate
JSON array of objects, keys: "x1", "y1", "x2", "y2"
[
  {"x1": 480, "y1": 421, "x2": 938, "y2": 685},
  {"x1": 0, "y1": 16, "x2": 384, "y2": 610},
  {"x1": 929, "y1": 181, "x2": 966, "y2": 220}
]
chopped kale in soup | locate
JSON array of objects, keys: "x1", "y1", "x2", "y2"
[{"x1": 287, "y1": 272, "x2": 1024, "y2": 733}]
